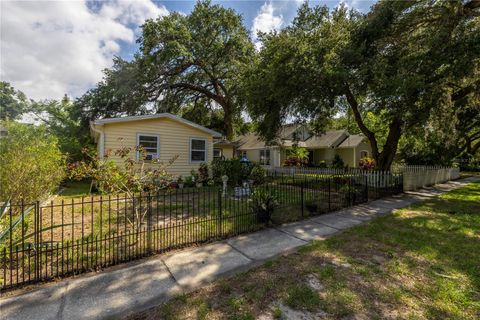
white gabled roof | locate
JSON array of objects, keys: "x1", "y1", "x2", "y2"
[{"x1": 92, "y1": 113, "x2": 222, "y2": 138}]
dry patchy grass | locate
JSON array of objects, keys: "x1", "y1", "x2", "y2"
[{"x1": 126, "y1": 181, "x2": 480, "y2": 320}]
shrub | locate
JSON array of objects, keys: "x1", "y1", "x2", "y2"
[
  {"x1": 359, "y1": 157, "x2": 375, "y2": 170},
  {"x1": 211, "y1": 158, "x2": 249, "y2": 186},
  {"x1": 318, "y1": 160, "x2": 327, "y2": 168},
  {"x1": 331, "y1": 154, "x2": 345, "y2": 169},
  {"x1": 184, "y1": 175, "x2": 195, "y2": 187},
  {"x1": 197, "y1": 162, "x2": 209, "y2": 184},
  {"x1": 68, "y1": 146, "x2": 177, "y2": 195},
  {"x1": 0, "y1": 121, "x2": 65, "y2": 203},
  {"x1": 249, "y1": 163, "x2": 266, "y2": 185},
  {"x1": 284, "y1": 147, "x2": 309, "y2": 167},
  {"x1": 305, "y1": 200, "x2": 318, "y2": 213},
  {"x1": 250, "y1": 189, "x2": 279, "y2": 224},
  {"x1": 284, "y1": 156, "x2": 308, "y2": 167}
]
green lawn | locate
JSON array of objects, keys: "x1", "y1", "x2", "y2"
[
  {"x1": 127, "y1": 181, "x2": 480, "y2": 320},
  {"x1": 59, "y1": 180, "x2": 93, "y2": 198}
]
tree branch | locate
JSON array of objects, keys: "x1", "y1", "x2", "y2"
[
  {"x1": 451, "y1": 79, "x2": 480, "y2": 101},
  {"x1": 344, "y1": 85, "x2": 379, "y2": 157}
]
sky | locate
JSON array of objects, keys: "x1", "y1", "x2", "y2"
[{"x1": 0, "y1": 0, "x2": 377, "y2": 101}]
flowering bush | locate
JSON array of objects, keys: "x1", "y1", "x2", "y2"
[
  {"x1": 284, "y1": 147, "x2": 309, "y2": 167},
  {"x1": 359, "y1": 157, "x2": 376, "y2": 170},
  {"x1": 68, "y1": 146, "x2": 178, "y2": 195},
  {"x1": 284, "y1": 156, "x2": 308, "y2": 167}
]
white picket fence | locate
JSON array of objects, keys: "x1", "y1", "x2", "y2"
[
  {"x1": 266, "y1": 165, "x2": 460, "y2": 191},
  {"x1": 396, "y1": 166, "x2": 460, "y2": 191}
]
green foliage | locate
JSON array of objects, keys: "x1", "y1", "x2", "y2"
[
  {"x1": 250, "y1": 189, "x2": 279, "y2": 224},
  {"x1": 211, "y1": 158, "x2": 249, "y2": 186},
  {"x1": 284, "y1": 146, "x2": 309, "y2": 167},
  {"x1": 73, "y1": 57, "x2": 149, "y2": 133},
  {"x1": 30, "y1": 96, "x2": 89, "y2": 161},
  {"x1": 245, "y1": 1, "x2": 480, "y2": 169},
  {"x1": 197, "y1": 162, "x2": 210, "y2": 184},
  {"x1": 0, "y1": 121, "x2": 65, "y2": 203},
  {"x1": 0, "y1": 82, "x2": 29, "y2": 120},
  {"x1": 305, "y1": 200, "x2": 319, "y2": 213},
  {"x1": 318, "y1": 160, "x2": 327, "y2": 168},
  {"x1": 331, "y1": 154, "x2": 345, "y2": 169},
  {"x1": 249, "y1": 163, "x2": 266, "y2": 185},
  {"x1": 68, "y1": 146, "x2": 177, "y2": 196},
  {"x1": 135, "y1": 0, "x2": 255, "y2": 139}
]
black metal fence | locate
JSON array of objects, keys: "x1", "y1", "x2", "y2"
[{"x1": 0, "y1": 171, "x2": 403, "y2": 291}]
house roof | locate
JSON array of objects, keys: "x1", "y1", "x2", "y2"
[
  {"x1": 213, "y1": 138, "x2": 235, "y2": 146},
  {"x1": 92, "y1": 113, "x2": 222, "y2": 137},
  {"x1": 337, "y1": 134, "x2": 366, "y2": 148},
  {"x1": 235, "y1": 133, "x2": 269, "y2": 150},
  {"x1": 235, "y1": 129, "x2": 366, "y2": 150},
  {"x1": 303, "y1": 130, "x2": 348, "y2": 148}
]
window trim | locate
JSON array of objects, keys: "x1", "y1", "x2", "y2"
[
  {"x1": 189, "y1": 137, "x2": 208, "y2": 163},
  {"x1": 213, "y1": 148, "x2": 222, "y2": 159},
  {"x1": 359, "y1": 150, "x2": 369, "y2": 159},
  {"x1": 259, "y1": 148, "x2": 271, "y2": 165},
  {"x1": 136, "y1": 133, "x2": 160, "y2": 161}
]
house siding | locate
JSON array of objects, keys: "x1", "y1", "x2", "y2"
[
  {"x1": 335, "y1": 148, "x2": 355, "y2": 167},
  {"x1": 101, "y1": 117, "x2": 213, "y2": 176},
  {"x1": 216, "y1": 145, "x2": 234, "y2": 159}
]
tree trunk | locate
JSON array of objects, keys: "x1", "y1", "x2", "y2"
[
  {"x1": 374, "y1": 118, "x2": 403, "y2": 170},
  {"x1": 222, "y1": 103, "x2": 234, "y2": 140},
  {"x1": 344, "y1": 87, "x2": 404, "y2": 170}
]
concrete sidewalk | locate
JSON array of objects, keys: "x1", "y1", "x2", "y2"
[{"x1": 1, "y1": 177, "x2": 478, "y2": 320}]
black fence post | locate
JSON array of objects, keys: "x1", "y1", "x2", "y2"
[
  {"x1": 328, "y1": 178, "x2": 331, "y2": 211},
  {"x1": 146, "y1": 193, "x2": 152, "y2": 254},
  {"x1": 34, "y1": 200, "x2": 40, "y2": 282},
  {"x1": 301, "y1": 181, "x2": 304, "y2": 217},
  {"x1": 217, "y1": 188, "x2": 222, "y2": 238}
]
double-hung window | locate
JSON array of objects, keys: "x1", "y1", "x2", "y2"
[
  {"x1": 259, "y1": 149, "x2": 270, "y2": 165},
  {"x1": 137, "y1": 134, "x2": 160, "y2": 160},
  {"x1": 190, "y1": 138, "x2": 207, "y2": 162}
]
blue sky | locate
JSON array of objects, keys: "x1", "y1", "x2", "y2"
[{"x1": 1, "y1": 1, "x2": 376, "y2": 101}]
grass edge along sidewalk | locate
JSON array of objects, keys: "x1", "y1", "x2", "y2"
[
  {"x1": 129, "y1": 177, "x2": 480, "y2": 320},
  {"x1": 0, "y1": 177, "x2": 477, "y2": 320}
]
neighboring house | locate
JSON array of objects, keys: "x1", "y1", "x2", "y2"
[
  {"x1": 90, "y1": 113, "x2": 222, "y2": 176},
  {"x1": 234, "y1": 125, "x2": 372, "y2": 168},
  {"x1": 213, "y1": 138, "x2": 235, "y2": 160}
]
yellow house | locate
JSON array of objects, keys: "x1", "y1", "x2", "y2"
[{"x1": 90, "y1": 113, "x2": 222, "y2": 176}]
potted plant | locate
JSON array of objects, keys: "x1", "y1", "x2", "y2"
[
  {"x1": 250, "y1": 190, "x2": 279, "y2": 224},
  {"x1": 340, "y1": 183, "x2": 363, "y2": 205},
  {"x1": 305, "y1": 200, "x2": 318, "y2": 213},
  {"x1": 177, "y1": 176, "x2": 184, "y2": 189},
  {"x1": 191, "y1": 169, "x2": 202, "y2": 188}
]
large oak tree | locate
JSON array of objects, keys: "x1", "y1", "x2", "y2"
[
  {"x1": 245, "y1": 0, "x2": 480, "y2": 169},
  {"x1": 75, "y1": 0, "x2": 254, "y2": 140},
  {"x1": 138, "y1": 0, "x2": 254, "y2": 139}
]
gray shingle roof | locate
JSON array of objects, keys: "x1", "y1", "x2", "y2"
[
  {"x1": 337, "y1": 134, "x2": 366, "y2": 148},
  {"x1": 235, "y1": 129, "x2": 366, "y2": 150},
  {"x1": 303, "y1": 130, "x2": 348, "y2": 148}
]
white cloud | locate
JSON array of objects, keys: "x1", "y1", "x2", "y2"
[
  {"x1": 0, "y1": 0, "x2": 168, "y2": 100},
  {"x1": 251, "y1": 2, "x2": 283, "y2": 42}
]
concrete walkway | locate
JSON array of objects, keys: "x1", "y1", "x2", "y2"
[{"x1": 1, "y1": 177, "x2": 478, "y2": 320}]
